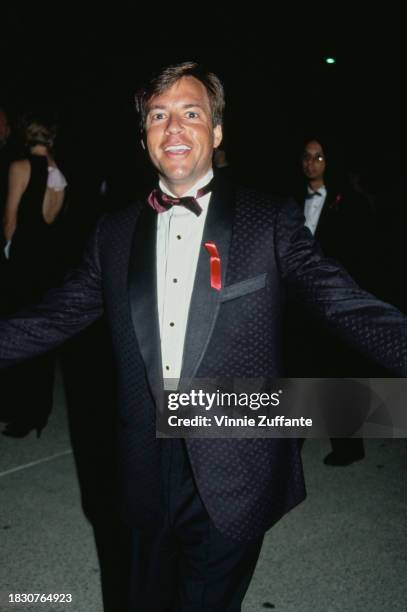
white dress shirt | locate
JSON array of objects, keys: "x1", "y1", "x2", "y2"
[
  {"x1": 303, "y1": 185, "x2": 327, "y2": 235},
  {"x1": 156, "y1": 169, "x2": 213, "y2": 381}
]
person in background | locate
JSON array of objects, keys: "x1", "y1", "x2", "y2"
[
  {"x1": 1, "y1": 116, "x2": 67, "y2": 437},
  {"x1": 285, "y1": 134, "x2": 378, "y2": 466}
]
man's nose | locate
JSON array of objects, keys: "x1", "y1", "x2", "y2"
[{"x1": 165, "y1": 114, "x2": 183, "y2": 134}]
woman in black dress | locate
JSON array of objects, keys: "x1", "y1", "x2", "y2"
[{"x1": 1, "y1": 118, "x2": 67, "y2": 437}]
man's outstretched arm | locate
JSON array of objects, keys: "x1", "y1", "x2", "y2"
[
  {"x1": 0, "y1": 220, "x2": 105, "y2": 368},
  {"x1": 275, "y1": 198, "x2": 407, "y2": 375}
]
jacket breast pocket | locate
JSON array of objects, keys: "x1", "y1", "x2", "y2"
[{"x1": 220, "y1": 273, "x2": 267, "y2": 302}]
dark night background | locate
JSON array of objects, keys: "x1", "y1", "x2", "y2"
[
  {"x1": 2, "y1": 10, "x2": 407, "y2": 268},
  {"x1": 2, "y1": 6, "x2": 407, "y2": 195}
]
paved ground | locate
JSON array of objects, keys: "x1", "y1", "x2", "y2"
[{"x1": 1, "y1": 370, "x2": 406, "y2": 611}]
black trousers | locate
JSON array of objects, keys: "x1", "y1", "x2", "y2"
[{"x1": 125, "y1": 440, "x2": 263, "y2": 612}]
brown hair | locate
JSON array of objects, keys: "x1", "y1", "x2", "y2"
[{"x1": 135, "y1": 61, "x2": 225, "y2": 132}]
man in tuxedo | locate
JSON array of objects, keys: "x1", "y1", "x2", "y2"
[
  {"x1": 285, "y1": 135, "x2": 379, "y2": 466},
  {"x1": 1, "y1": 63, "x2": 407, "y2": 611},
  {"x1": 300, "y1": 136, "x2": 374, "y2": 290}
]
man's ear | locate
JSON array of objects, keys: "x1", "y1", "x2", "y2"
[{"x1": 213, "y1": 124, "x2": 223, "y2": 149}]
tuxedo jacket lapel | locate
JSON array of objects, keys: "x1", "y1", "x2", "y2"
[
  {"x1": 128, "y1": 204, "x2": 163, "y2": 404},
  {"x1": 314, "y1": 189, "x2": 336, "y2": 239},
  {"x1": 180, "y1": 177, "x2": 235, "y2": 381}
]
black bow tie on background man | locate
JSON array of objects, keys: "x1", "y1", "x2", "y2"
[
  {"x1": 305, "y1": 190, "x2": 322, "y2": 199},
  {"x1": 147, "y1": 178, "x2": 214, "y2": 216}
]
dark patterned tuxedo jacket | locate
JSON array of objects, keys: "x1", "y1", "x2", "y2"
[{"x1": 1, "y1": 176, "x2": 406, "y2": 541}]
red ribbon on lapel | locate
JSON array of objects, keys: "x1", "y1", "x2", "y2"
[{"x1": 204, "y1": 242, "x2": 221, "y2": 291}]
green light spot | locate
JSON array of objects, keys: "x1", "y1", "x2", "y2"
[{"x1": 325, "y1": 57, "x2": 336, "y2": 64}]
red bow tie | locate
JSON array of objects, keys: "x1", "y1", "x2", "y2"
[{"x1": 147, "y1": 179, "x2": 214, "y2": 216}]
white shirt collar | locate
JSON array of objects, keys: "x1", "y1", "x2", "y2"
[{"x1": 307, "y1": 184, "x2": 327, "y2": 197}]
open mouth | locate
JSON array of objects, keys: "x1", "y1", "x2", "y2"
[{"x1": 164, "y1": 144, "x2": 192, "y2": 155}]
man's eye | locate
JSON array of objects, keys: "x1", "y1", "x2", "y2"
[
  {"x1": 152, "y1": 113, "x2": 165, "y2": 121},
  {"x1": 186, "y1": 111, "x2": 199, "y2": 119}
]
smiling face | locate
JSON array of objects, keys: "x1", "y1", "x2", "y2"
[{"x1": 144, "y1": 76, "x2": 223, "y2": 196}]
